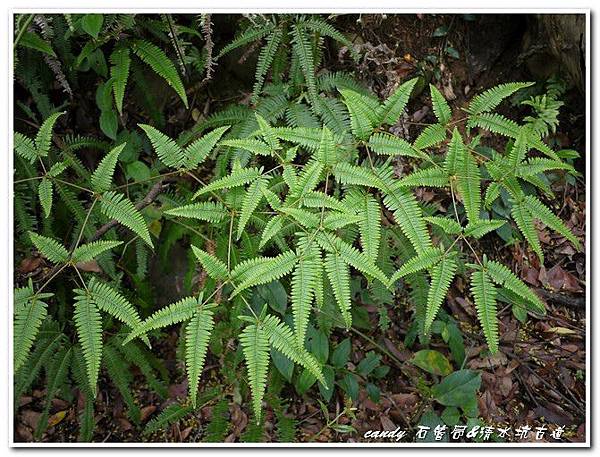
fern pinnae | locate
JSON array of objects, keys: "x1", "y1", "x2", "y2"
[
  {"x1": 470, "y1": 269, "x2": 499, "y2": 353},
  {"x1": 35, "y1": 111, "x2": 64, "y2": 157},
  {"x1": 29, "y1": 231, "x2": 69, "y2": 263},
  {"x1": 38, "y1": 177, "x2": 53, "y2": 218},
  {"x1": 237, "y1": 177, "x2": 267, "y2": 239},
  {"x1": 100, "y1": 191, "x2": 153, "y2": 247},
  {"x1": 522, "y1": 195, "x2": 581, "y2": 249},
  {"x1": 291, "y1": 240, "x2": 318, "y2": 345},
  {"x1": 424, "y1": 256, "x2": 458, "y2": 333},
  {"x1": 252, "y1": 27, "x2": 283, "y2": 102},
  {"x1": 131, "y1": 40, "x2": 188, "y2": 108},
  {"x1": 14, "y1": 294, "x2": 48, "y2": 372},
  {"x1": 467, "y1": 82, "x2": 534, "y2": 115},
  {"x1": 139, "y1": 124, "x2": 185, "y2": 169},
  {"x1": 429, "y1": 83, "x2": 452, "y2": 125},
  {"x1": 185, "y1": 307, "x2": 214, "y2": 407},
  {"x1": 109, "y1": 48, "x2": 131, "y2": 115},
  {"x1": 184, "y1": 126, "x2": 230, "y2": 169},
  {"x1": 193, "y1": 166, "x2": 263, "y2": 199},
  {"x1": 240, "y1": 323, "x2": 270, "y2": 422},
  {"x1": 90, "y1": 143, "x2": 126, "y2": 193},
  {"x1": 378, "y1": 77, "x2": 418, "y2": 126},
  {"x1": 165, "y1": 201, "x2": 228, "y2": 223},
  {"x1": 71, "y1": 240, "x2": 123, "y2": 264},
  {"x1": 191, "y1": 245, "x2": 229, "y2": 280},
  {"x1": 389, "y1": 247, "x2": 444, "y2": 285},
  {"x1": 324, "y1": 252, "x2": 352, "y2": 328},
  {"x1": 73, "y1": 290, "x2": 103, "y2": 394}
]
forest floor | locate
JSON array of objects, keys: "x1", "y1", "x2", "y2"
[{"x1": 14, "y1": 14, "x2": 587, "y2": 444}]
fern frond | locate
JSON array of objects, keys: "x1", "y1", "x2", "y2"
[
  {"x1": 429, "y1": 84, "x2": 452, "y2": 125},
  {"x1": 132, "y1": 40, "x2": 188, "y2": 108},
  {"x1": 522, "y1": 195, "x2": 581, "y2": 249},
  {"x1": 185, "y1": 307, "x2": 214, "y2": 407},
  {"x1": 413, "y1": 123, "x2": 446, "y2": 150},
  {"x1": 291, "y1": 23, "x2": 317, "y2": 101},
  {"x1": 291, "y1": 239, "x2": 318, "y2": 345},
  {"x1": 302, "y1": 17, "x2": 359, "y2": 61},
  {"x1": 72, "y1": 240, "x2": 123, "y2": 263},
  {"x1": 398, "y1": 167, "x2": 450, "y2": 188},
  {"x1": 333, "y1": 162, "x2": 383, "y2": 188},
  {"x1": 193, "y1": 166, "x2": 262, "y2": 199},
  {"x1": 109, "y1": 48, "x2": 131, "y2": 115},
  {"x1": 14, "y1": 132, "x2": 38, "y2": 163},
  {"x1": 28, "y1": 232, "x2": 69, "y2": 263},
  {"x1": 100, "y1": 191, "x2": 152, "y2": 247},
  {"x1": 259, "y1": 215, "x2": 284, "y2": 249},
  {"x1": 381, "y1": 183, "x2": 432, "y2": 254},
  {"x1": 290, "y1": 159, "x2": 324, "y2": 198},
  {"x1": 165, "y1": 201, "x2": 228, "y2": 222},
  {"x1": 73, "y1": 290, "x2": 103, "y2": 394},
  {"x1": 484, "y1": 182, "x2": 501, "y2": 208},
  {"x1": 368, "y1": 132, "x2": 421, "y2": 158},
  {"x1": 470, "y1": 269, "x2": 499, "y2": 353},
  {"x1": 424, "y1": 256, "x2": 457, "y2": 333},
  {"x1": 220, "y1": 138, "x2": 272, "y2": 156},
  {"x1": 424, "y1": 216, "x2": 462, "y2": 234},
  {"x1": 389, "y1": 247, "x2": 444, "y2": 284},
  {"x1": 467, "y1": 113, "x2": 520, "y2": 138},
  {"x1": 511, "y1": 200, "x2": 544, "y2": 261},
  {"x1": 516, "y1": 158, "x2": 574, "y2": 177},
  {"x1": 378, "y1": 77, "x2": 418, "y2": 125},
  {"x1": 38, "y1": 178, "x2": 53, "y2": 218},
  {"x1": 103, "y1": 343, "x2": 140, "y2": 423},
  {"x1": 464, "y1": 219, "x2": 505, "y2": 239},
  {"x1": 240, "y1": 323, "x2": 270, "y2": 422},
  {"x1": 467, "y1": 82, "x2": 534, "y2": 115},
  {"x1": 232, "y1": 250, "x2": 298, "y2": 297},
  {"x1": 144, "y1": 403, "x2": 194, "y2": 436},
  {"x1": 237, "y1": 178, "x2": 267, "y2": 239},
  {"x1": 252, "y1": 27, "x2": 283, "y2": 102},
  {"x1": 357, "y1": 192, "x2": 381, "y2": 262},
  {"x1": 340, "y1": 89, "x2": 380, "y2": 139},
  {"x1": 324, "y1": 252, "x2": 352, "y2": 328},
  {"x1": 191, "y1": 245, "x2": 229, "y2": 280},
  {"x1": 184, "y1": 126, "x2": 230, "y2": 169},
  {"x1": 35, "y1": 111, "x2": 64, "y2": 157},
  {"x1": 261, "y1": 314, "x2": 324, "y2": 384},
  {"x1": 139, "y1": 124, "x2": 185, "y2": 169},
  {"x1": 14, "y1": 292, "x2": 48, "y2": 371},
  {"x1": 302, "y1": 191, "x2": 352, "y2": 213},
  {"x1": 455, "y1": 137, "x2": 481, "y2": 224},
  {"x1": 87, "y1": 277, "x2": 146, "y2": 335},
  {"x1": 216, "y1": 24, "x2": 274, "y2": 59},
  {"x1": 124, "y1": 296, "x2": 199, "y2": 344},
  {"x1": 316, "y1": 232, "x2": 388, "y2": 285},
  {"x1": 90, "y1": 143, "x2": 126, "y2": 193},
  {"x1": 272, "y1": 126, "x2": 323, "y2": 151},
  {"x1": 484, "y1": 259, "x2": 546, "y2": 315}
]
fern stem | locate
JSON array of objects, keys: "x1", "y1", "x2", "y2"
[{"x1": 53, "y1": 177, "x2": 94, "y2": 195}]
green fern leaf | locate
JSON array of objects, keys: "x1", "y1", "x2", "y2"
[
  {"x1": 38, "y1": 178, "x2": 53, "y2": 218},
  {"x1": 110, "y1": 48, "x2": 131, "y2": 115},
  {"x1": 72, "y1": 240, "x2": 123, "y2": 263},
  {"x1": 291, "y1": 239, "x2": 318, "y2": 345},
  {"x1": 302, "y1": 17, "x2": 359, "y2": 61},
  {"x1": 73, "y1": 290, "x2": 103, "y2": 394},
  {"x1": 144, "y1": 403, "x2": 194, "y2": 436},
  {"x1": 516, "y1": 158, "x2": 574, "y2": 178},
  {"x1": 378, "y1": 77, "x2": 418, "y2": 125},
  {"x1": 467, "y1": 113, "x2": 520, "y2": 138},
  {"x1": 424, "y1": 216, "x2": 462, "y2": 234},
  {"x1": 484, "y1": 182, "x2": 501, "y2": 208},
  {"x1": 100, "y1": 191, "x2": 152, "y2": 247},
  {"x1": 389, "y1": 247, "x2": 444, "y2": 284},
  {"x1": 467, "y1": 82, "x2": 534, "y2": 115},
  {"x1": 333, "y1": 162, "x2": 383, "y2": 188},
  {"x1": 191, "y1": 245, "x2": 229, "y2": 280},
  {"x1": 357, "y1": 192, "x2": 381, "y2": 262},
  {"x1": 14, "y1": 132, "x2": 38, "y2": 163},
  {"x1": 290, "y1": 159, "x2": 324, "y2": 198},
  {"x1": 165, "y1": 201, "x2": 228, "y2": 222},
  {"x1": 217, "y1": 24, "x2": 275, "y2": 59},
  {"x1": 232, "y1": 251, "x2": 298, "y2": 297},
  {"x1": 324, "y1": 252, "x2": 352, "y2": 328},
  {"x1": 237, "y1": 178, "x2": 267, "y2": 239},
  {"x1": 511, "y1": 200, "x2": 544, "y2": 261},
  {"x1": 220, "y1": 138, "x2": 272, "y2": 156},
  {"x1": 139, "y1": 124, "x2": 185, "y2": 168},
  {"x1": 470, "y1": 269, "x2": 499, "y2": 353},
  {"x1": 185, "y1": 307, "x2": 214, "y2": 407},
  {"x1": 35, "y1": 111, "x2": 65, "y2": 157},
  {"x1": 261, "y1": 314, "x2": 324, "y2": 384},
  {"x1": 184, "y1": 126, "x2": 230, "y2": 169},
  {"x1": 522, "y1": 195, "x2": 581, "y2": 250},
  {"x1": 340, "y1": 89, "x2": 380, "y2": 139},
  {"x1": 368, "y1": 132, "x2": 422, "y2": 158},
  {"x1": 291, "y1": 24, "x2": 317, "y2": 101},
  {"x1": 252, "y1": 27, "x2": 283, "y2": 102},
  {"x1": 193, "y1": 167, "x2": 263, "y2": 199},
  {"x1": 259, "y1": 215, "x2": 284, "y2": 249},
  {"x1": 28, "y1": 232, "x2": 69, "y2": 263},
  {"x1": 132, "y1": 40, "x2": 188, "y2": 108},
  {"x1": 484, "y1": 259, "x2": 546, "y2": 315},
  {"x1": 91, "y1": 143, "x2": 126, "y2": 193},
  {"x1": 124, "y1": 296, "x2": 199, "y2": 344},
  {"x1": 413, "y1": 123, "x2": 446, "y2": 150},
  {"x1": 455, "y1": 136, "x2": 482, "y2": 224},
  {"x1": 303, "y1": 191, "x2": 353, "y2": 213},
  {"x1": 240, "y1": 323, "x2": 270, "y2": 422},
  {"x1": 429, "y1": 84, "x2": 452, "y2": 125},
  {"x1": 399, "y1": 167, "x2": 450, "y2": 188},
  {"x1": 14, "y1": 292, "x2": 48, "y2": 371},
  {"x1": 424, "y1": 256, "x2": 457, "y2": 333},
  {"x1": 464, "y1": 219, "x2": 506, "y2": 238}
]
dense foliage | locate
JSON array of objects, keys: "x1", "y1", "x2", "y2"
[{"x1": 13, "y1": 13, "x2": 582, "y2": 442}]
